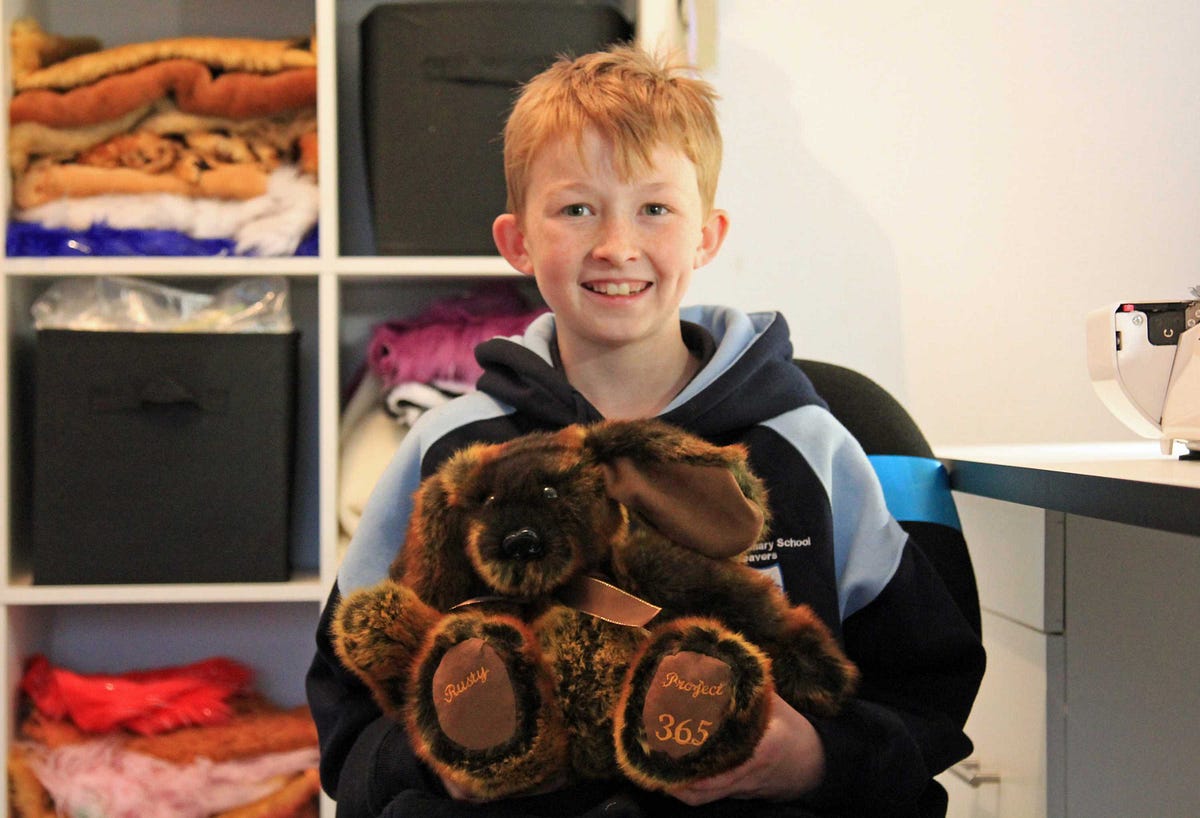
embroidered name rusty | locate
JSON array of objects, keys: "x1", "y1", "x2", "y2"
[
  {"x1": 661, "y1": 671, "x2": 726, "y2": 698},
  {"x1": 443, "y1": 666, "x2": 489, "y2": 703}
]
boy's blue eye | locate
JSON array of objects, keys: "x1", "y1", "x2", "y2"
[
  {"x1": 562, "y1": 204, "x2": 592, "y2": 217},
  {"x1": 643, "y1": 204, "x2": 670, "y2": 216}
]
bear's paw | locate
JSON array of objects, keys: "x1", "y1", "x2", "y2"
[{"x1": 614, "y1": 617, "x2": 773, "y2": 790}]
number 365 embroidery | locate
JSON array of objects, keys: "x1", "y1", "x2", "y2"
[{"x1": 655, "y1": 714, "x2": 713, "y2": 746}]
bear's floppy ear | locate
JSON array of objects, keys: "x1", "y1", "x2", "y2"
[
  {"x1": 582, "y1": 420, "x2": 768, "y2": 559},
  {"x1": 396, "y1": 443, "x2": 495, "y2": 610}
]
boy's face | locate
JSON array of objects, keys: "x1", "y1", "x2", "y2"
[{"x1": 493, "y1": 128, "x2": 728, "y2": 360}]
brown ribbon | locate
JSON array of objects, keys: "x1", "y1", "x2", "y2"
[
  {"x1": 556, "y1": 575, "x2": 662, "y2": 627},
  {"x1": 451, "y1": 575, "x2": 661, "y2": 628}
]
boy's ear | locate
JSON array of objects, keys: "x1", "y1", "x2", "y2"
[
  {"x1": 694, "y1": 208, "x2": 730, "y2": 269},
  {"x1": 493, "y1": 213, "x2": 535, "y2": 275}
]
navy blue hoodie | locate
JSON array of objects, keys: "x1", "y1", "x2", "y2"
[{"x1": 307, "y1": 306, "x2": 984, "y2": 818}]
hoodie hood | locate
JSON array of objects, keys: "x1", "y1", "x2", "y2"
[{"x1": 474, "y1": 305, "x2": 826, "y2": 436}]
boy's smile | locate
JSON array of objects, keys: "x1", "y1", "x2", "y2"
[
  {"x1": 493, "y1": 128, "x2": 728, "y2": 367},
  {"x1": 583, "y1": 281, "x2": 650, "y2": 297}
]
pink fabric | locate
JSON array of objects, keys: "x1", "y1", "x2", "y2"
[
  {"x1": 367, "y1": 282, "x2": 547, "y2": 391},
  {"x1": 22, "y1": 739, "x2": 319, "y2": 818}
]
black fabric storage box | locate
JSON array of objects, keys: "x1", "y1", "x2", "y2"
[
  {"x1": 360, "y1": 1, "x2": 633, "y2": 255},
  {"x1": 31, "y1": 330, "x2": 298, "y2": 585}
]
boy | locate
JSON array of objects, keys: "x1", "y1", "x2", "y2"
[{"x1": 308, "y1": 45, "x2": 984, "y2": 817}]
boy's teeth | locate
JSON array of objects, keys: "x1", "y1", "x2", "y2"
[{"x1": 589, "y1": 282, "x2": 644, "y2": 296}]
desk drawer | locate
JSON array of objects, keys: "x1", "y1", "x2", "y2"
[
  {"x1": 954, "y1": 493, "x2": 1063, "y2": 633},
  {"x1": 941, "y1": 611, "x2": 1059, "y2": 818}
]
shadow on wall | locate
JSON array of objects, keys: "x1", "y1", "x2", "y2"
[{"x1": 689, "y1": 39, "x2": 907, "y2": 403}]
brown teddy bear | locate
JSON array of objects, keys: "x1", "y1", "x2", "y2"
[{"x1": 332, "y1": 418, "x2": 858, "y2": 799}]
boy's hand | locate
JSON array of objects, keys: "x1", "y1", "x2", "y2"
[
  {"x1": 440, "y1": 771, "x2": 570, "y2": 802},
  {"x1": 440, "y1": 776, "x2": 485, "y2": 802},
  {"x1": 667, "y1": 693, "x2": 826, "y2": 805}
]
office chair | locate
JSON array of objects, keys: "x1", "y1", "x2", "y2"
[
  {"x1": 796, "y1": 359, "x2": 984, "y2": 817},
  {"x1": 794, "y1": 359, "x2": 981, "y2": 637}
]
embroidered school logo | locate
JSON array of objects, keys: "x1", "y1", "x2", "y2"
[
  {"x1": 742, "y1": 536, "x2": 812, "y2": 566},
  {"x1": 742, "y1": 536, "x2": 812, "y2": 589}
]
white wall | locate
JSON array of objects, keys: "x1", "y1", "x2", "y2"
[{"x1": 686, "y1": 2, "x2": 1198, "y2": 447}]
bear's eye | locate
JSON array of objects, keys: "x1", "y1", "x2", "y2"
[
  {"x1": 483, "y1": 494, "x2": 496, "y2": 506},
  {"x1": 542, "y1": 486, "x2": 558, "y2": 500}
]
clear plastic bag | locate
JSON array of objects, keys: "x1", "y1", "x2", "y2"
[{"x1": 30, "y1": 276, "x2": 293, "y2": 333}]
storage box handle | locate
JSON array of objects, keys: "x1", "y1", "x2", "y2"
[
  {"x1": 141, "y1": 376, "x2": 201, "y2": 407},
  {"x1": 422, "y1": 54, "x2": 546, "y2": 86},
  {"x1": 90, "y1": 376, "x2": 228, "y2": 413}
]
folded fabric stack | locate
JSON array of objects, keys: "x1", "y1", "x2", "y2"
[
  {"x1": 7, "y1": 19, "x2": 318, "y2": 256},
  {"x1": 8, "y1": 655, "x2": 321, "y2": 818}
]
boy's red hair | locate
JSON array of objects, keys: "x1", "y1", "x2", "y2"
[{"x1": 501, "y1": 45, "x2": 722, "y2": 218}]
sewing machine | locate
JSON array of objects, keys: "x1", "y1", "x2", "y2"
[{"x1": 1087, "y1": 290, "x2": 1200, "y2": 458}]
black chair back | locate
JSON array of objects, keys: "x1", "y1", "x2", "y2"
[{"x1": 795, "y1": 359, "x2": 982, "y2": 636}]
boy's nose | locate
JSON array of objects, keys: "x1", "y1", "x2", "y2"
[{"x1": 592, "y1": 216, "x2": 639, "y2": 264}]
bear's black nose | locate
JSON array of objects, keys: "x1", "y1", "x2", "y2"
[{"x1": 500, "y1": 527, "x2": 544, "y2": 561}]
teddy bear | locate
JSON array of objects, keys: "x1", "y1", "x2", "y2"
[{"x1": 332, "y1": 418, "x2": 858, "y2": 799}]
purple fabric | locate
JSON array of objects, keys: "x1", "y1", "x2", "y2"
[{"x1": 6, "y1": 221, "x2": 318, "y2": 257}]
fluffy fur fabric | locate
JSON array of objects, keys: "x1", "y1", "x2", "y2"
[
  {"x1": 7, "y1": 22, "x2": 317, "y2": 260},
  {"x1": 18, "y1": 742, "x2": 318, "y2": 818},
  {"x1": 333, "y1": 419, "x2": 858, "y2": 798},
  {"x1": 366, "y1": 284, "x2": 548, "y2": 393},
  {"x1": 13, "y1": 166, "x2": 318, "y2": 256}
]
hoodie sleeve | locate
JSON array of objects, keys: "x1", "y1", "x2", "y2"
[
  {"x1": 800, "y1": 538, "x2": 984, "y2": 815},
  {"x1": 763, "y1": 410, "x2": 985, "y2": 815},
  {"x1": 306, "y1": 586, "x2": 444, "y2": 815}
]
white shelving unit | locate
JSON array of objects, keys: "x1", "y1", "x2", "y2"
[{"x1": 0, "y1": 1, "x2": 674, "y2": 815}]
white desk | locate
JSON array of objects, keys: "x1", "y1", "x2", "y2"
[{"x1": 934, "y1": 443, "x2": 1200, "y2": 818}]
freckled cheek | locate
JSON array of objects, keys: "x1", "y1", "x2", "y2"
[
  {"x1": 646, "y1": 243, "x2": 694, "y2": 276},
  {"x1": 531, "y1": 227, "x2": 589, "y2": 262},
  {"x1": 533, "y1": 252, "x2": 577, "y2": 283}
]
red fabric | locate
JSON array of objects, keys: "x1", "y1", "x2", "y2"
[{"x1": 21, "y1": 654, "x2": 253, "y2": 735}]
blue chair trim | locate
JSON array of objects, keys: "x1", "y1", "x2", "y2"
[{"x1": 868, "y1": 455, "x2": 962, "y2": 530}]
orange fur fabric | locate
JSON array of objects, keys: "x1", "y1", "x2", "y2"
[
  {"x1": 7, "y1": 25, "x2": 317, "y2": 231},
  {"x1": 9, "y1": 18, "x2": 99, "y2": 87},
  {"x1": 10, "y1": 62, "x2": 316, "y2": 128},
  {"x1": 12, "y1": 23, "x2": 314, "y2": 92},
  {"x1": 14, "y1": 159, "x2": 268, "y2": 208}
]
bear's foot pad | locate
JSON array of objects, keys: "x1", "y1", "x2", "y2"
[
  {"x1": 413, "y1": 616, "x2": 569, "y2": 799},
  {"x1": 616, "y1": 620, "x2": 772, "y2": 789},
  {"x1": 641, "y1": 650, "x2": 733, "y2": 760},
  {"x1": 431, "y1": 637, "x2": 517, "y2": 751}
]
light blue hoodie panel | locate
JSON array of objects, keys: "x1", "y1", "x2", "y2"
[
  {"x1": 763, "y1": 406, "x2": 908, "y2": 621},
  {"x1": 667, "y1": 305, "x2": 777, "y2": 411}
]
